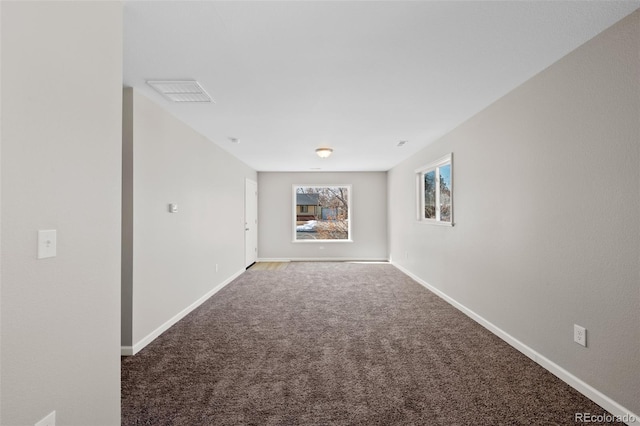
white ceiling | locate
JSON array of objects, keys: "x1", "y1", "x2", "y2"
[{"x1": 123, "y1": 1, "x2": 639, "y2": 172}]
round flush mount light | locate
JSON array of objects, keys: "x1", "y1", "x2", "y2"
[{"x1": 315, "y1": 148, "x2": 333, "y2": 158}]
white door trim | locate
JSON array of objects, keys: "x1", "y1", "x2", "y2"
[{"x1": 245, "y1": 178, "x2": 258, "y2": 268}]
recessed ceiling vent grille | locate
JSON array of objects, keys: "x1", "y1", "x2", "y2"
[{"x1": 146, "y1": 80, "x2": 213, "y2": 103}]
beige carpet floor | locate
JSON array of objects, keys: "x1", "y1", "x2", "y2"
[{"x1": 121, "y1": 262, "x2": 620, "y2": 425}]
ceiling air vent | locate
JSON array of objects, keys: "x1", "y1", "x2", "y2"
[{"x1": 146, "y1": 80, "x2": 213, "y2": 103}]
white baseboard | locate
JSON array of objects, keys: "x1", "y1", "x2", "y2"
[
  {"x1": 121, "y1": 268, "x2": 244, "y2": 356},
  {"x1": 391, "y1": 261, "x2": 639, "y2": 425},
  {"x1": 257, "y1": 257, "x2": 388, "y2": 262}
]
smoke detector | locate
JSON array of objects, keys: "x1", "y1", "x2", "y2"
[{"x1": 146, "y1": 80, "x2": 213, "y2": 103}]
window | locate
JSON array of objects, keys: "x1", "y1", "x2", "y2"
[
  {"x1": 293, "y1": 185, "x2": 351, "y2": 241},
  {"x1": 416, "y1": 154, "x2": 453, "y2": 225}
]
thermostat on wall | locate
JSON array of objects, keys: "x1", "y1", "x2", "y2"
[{"x1": 169, "y1": 203, "x2": 178, "y2": 213}]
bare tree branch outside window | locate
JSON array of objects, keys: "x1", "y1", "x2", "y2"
[
  {"x1": 294, "y1": 186, "x2": 350, "y2": 240},
  {"x1": 416, "y1": 153, "x2": 453, "y2": 226}
]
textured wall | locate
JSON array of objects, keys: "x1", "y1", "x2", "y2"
[
  {"x1": 123, "y1": 89, "x2": 257, "y2": 348},
  {"x1": 1, "y1": 2, "x2": 123, "y2": 424},
  {"x1": 258, "y1": 172, "x2": 388, "y2": 261},
  {"x1": 388, "y1": 11, "x2": 639, "y2": 414}
]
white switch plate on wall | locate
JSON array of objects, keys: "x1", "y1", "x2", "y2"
[
  {"x1": 35, "y1": 410, "x2": 55, "y2": 426},
  {"x1": 37, "y1": 230, "x2": 57, "y2": 259}
]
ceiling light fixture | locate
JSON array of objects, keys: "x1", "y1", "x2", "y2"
[{"x1": 315, "y1": 148, "x2": 333, "y2": 158}]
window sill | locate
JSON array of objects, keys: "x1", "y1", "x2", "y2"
[
  {"x1": 416, "y1": 220, "x2": 454, "y2": 227},
  {"x1": 292, "y1": 239, "x2": 354, "y2": 243}
]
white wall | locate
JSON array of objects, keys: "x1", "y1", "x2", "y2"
[
  {"x1": 0, "y1": 3, "x2": 4, "y2": 421},
  {"x1": 0, "y1": 3, "x2": 4, "y2": 420},
  {"x1": 258, "y1": 172, "x2": 387, "y2": 261},
  {"x1": 1, "y1": 2, "x2": 122, "y2": 425},
  {"x1": 388, "y1": 11, "x2": 639, "y2": 416},
  {"x1": 122, "y1": 89, "x2": 257, "y2": 351}
]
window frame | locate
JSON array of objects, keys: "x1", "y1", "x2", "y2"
[
  {"x1": 415, "y1": 153, "x2": 454, "y2": 226},
  {"x1": 292, "y1": 184, "x2": 353, "y2": 243}
]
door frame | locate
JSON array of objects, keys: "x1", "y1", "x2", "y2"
[{"x1": 244, "y1": 178, "x2": 258, "y2": 268}]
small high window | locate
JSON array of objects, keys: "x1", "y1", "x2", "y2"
[{"x1": 416, "y1": 154, "x2": 453, "y2": 225}]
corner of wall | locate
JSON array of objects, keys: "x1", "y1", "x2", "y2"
[
  {"x1": 125, "y1": 90, "x2": 257, "y2": 352},
  {"x1": 121, "y1": 88, "x2": 133, "y2": 347},
  {"x1": 0, "y1": 1, "x2": 4, "y2": 422}
]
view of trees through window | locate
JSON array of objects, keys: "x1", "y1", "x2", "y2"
[
  {"x1": 424, "y1": 163, "x2": 451, "y2": 222},
  {"x1": 418, "y1": 154, "x2": 453, "y2": 224},
  {"x1": 294, "y1": 186, "x2": 350, "y2": 241}
]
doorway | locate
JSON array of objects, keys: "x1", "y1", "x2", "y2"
[{"x1": 245, "y1": 179, "x2": 258, "y2": 268}]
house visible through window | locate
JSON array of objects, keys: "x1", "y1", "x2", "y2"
[
  {"x1": 416, "y1": 154, "x2": 453, "y2": 225},
  {"x1": 293, "y1": 185, "x2": 351, "y2": 241}
]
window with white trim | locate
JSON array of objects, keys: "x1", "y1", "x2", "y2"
[
  {"x1": 293, "y1": 185, "x2": 351, "y2": 241},
  {"x1": 416, "y1": 154, "x2": 453, "y2": 225}
]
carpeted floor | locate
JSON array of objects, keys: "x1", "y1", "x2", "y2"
[{"x1": 121, "y1": 262, "x2": 620, "y2": 425}]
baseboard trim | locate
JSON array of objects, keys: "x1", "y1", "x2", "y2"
[
  {"x1": 257, "y1": 257, "x2": 389, "y2": 262},
  {"x1": 391, "y1": 261, "x2": 639, "y2": 425},
  {"x1": 121, "y1": 268, "x2": 244, "y2": 356}
]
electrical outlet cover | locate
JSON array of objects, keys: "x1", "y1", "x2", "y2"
[{"x1": 574, "y1": 324, "x2": 587, "y2": 347}]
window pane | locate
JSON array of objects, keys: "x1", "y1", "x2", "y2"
[
  {"x1": 424, "y1": 171, "x2": 436, "y2": 219},
  {"x1": 295, "y1": 186, "x2": 350, "y2": 240},
  {"x1": 439, "y1": 164, "x2": 451, "y2": 222}
]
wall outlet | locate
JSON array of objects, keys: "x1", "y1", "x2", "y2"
[
  {"x1": 35, "y1": 410, "x2": 55, "y2": 426},
  {"x1": 574, "y1": 324, "x2": 587, "y2": 347},
  {"x1": 215, "y1": 264, "x2": 218, "y2": 273}
]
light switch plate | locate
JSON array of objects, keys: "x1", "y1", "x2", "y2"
[
  {"x1": 35, "y1": 410, "x2": 56, "y2": 426},
  {"x1": 38, "y1": 230, "x2": 57, "y2": 259}
]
